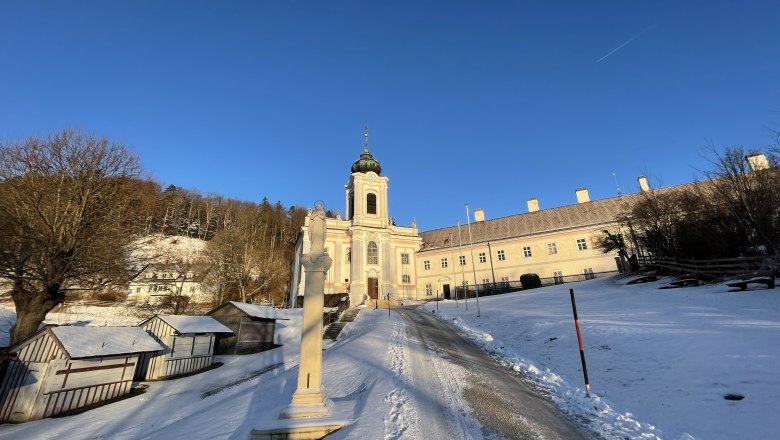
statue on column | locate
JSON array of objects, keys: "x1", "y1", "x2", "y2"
[{"x1": 278, "y1": 202, "x2": 335, "y2": 418}]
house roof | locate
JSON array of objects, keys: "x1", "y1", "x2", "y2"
[
  {"x1": 226, "y1": 301, "x2": 280, "y2": 320},
  {"x1": 50, "y1": 326, "x2": 163, "y2": 359},
  {"x1": 153, "y1": 315, "x2": 233, "y2": 334},
  {"x1": 418, "y1": 182, "x2": 702, "y2": 252}
]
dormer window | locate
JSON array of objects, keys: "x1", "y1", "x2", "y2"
[{"x1": 366, "y1": 193, "x2": 377, "y2": 215}]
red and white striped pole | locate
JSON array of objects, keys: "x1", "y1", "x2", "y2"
[{"x1": 570, "y1": 288, "x2": 591, "y2": 397}]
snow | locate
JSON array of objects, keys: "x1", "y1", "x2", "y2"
[
  {"x1": 0, "y1": 307, "x2": 13, "y2": 348},
  {"x1": 421, "y1": 276, "x2": 780, "y2": 440},
  {"x1": 226, "y1": 301, "x2": 280, "y2": 320},
  {"x1": 152, "y1": 315, "x2": 233, "y2": 334},
  {"x1": 0, "y1": 275, "x2": 778, "y2": 440},
  {"x1": 131, "y1": 234, "x2": 207, "y2": 264},
  {"x1": 49, "y1": 326, "x2": 163, "y2": 358}
]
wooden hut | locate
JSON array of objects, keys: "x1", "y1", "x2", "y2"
[
  {"x1": 208, "y1": 302, "x2": 280, "y2": 355},
  {"x1": 0, "y1": 326, "x2": 162, "y2": 423},
  {"x1": 136, "y1": 315, "x2": 232, "y2": 380}
]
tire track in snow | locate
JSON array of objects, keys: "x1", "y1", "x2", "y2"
[{"x1": 400, "y1": 309, "x2": 485, "y2": 440}]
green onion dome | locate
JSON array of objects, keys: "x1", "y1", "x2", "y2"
[{"x1": 351, "y1": 145, "x2": 382, "y2": 175}]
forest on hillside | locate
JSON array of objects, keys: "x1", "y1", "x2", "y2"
[
  {"x1": 0, "y1": 129, "x2": 309, "y2": 345},
  {"x1": 132, "y1": 183, "x2": 309, "y2": 307}
]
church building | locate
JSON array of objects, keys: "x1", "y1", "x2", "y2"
[
  {"x1": 289, "y1": 134, "x2": 772, "y2": 307},
  {"x1": 288, "y1": 135, "x2": 422, "y2": 307}
]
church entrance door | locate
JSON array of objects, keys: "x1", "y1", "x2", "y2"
[
  {"x1": 443, "y1": 284, "x2": 451, "y2": 300},
  {"x1": 367, "y1": 277, "x2": 378, "y2": 299}
]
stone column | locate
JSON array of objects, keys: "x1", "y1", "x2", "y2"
[{"x1": 281, "y1": 202, "x2": 332, "y2": 419}]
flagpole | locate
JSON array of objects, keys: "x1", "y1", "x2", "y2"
[
  {"x1": 465, "y1": 204, "x2": 480, "y2": 317},
  {"x1": 449, "y1": 232, "x2": 459, "y2": 308},
  {"x1": 457, "y1": 221, "x2": 468, "y2": 311}
]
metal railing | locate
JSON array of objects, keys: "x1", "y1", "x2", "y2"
[{"x1": 448, "y1": 270, "x2": 619, "y2": 299}]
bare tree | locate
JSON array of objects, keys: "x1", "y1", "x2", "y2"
[
  {"x1": 0, "y1": 128, "x2": 145, "y2": 344},
  {"x1": 704, "y1": 145, "x2": 780, "y2": 256}
]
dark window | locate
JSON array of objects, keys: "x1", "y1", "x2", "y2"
[{"x1": 367, "y1": 193, "x2": 377, "y2": 214}]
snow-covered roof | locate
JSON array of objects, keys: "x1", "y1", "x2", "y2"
[
  {"x1": 50, "y1": 326, "x2": 163, "y2": 359},
  {"x1": 228, "y1": 301, "x2": 279, "y2": 320},
  {"x1": 156, "y1": 315, "x2": 233, "y2": 334}
]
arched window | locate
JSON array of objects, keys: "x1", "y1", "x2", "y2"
[
  {"x1": 366, "y1": 193, "x2": 377, "y2": 214},
  {"x1": 402, "y1": 274, "x2": 410, "y2": 284},
  {"x1": 367, "y1": 241, "x2": 378, "y2": 265}
]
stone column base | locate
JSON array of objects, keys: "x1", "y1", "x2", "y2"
[
  {"x1": 279, "y1": 388, "x2": 331, "y2": 419},
  {"x1": 250, "y1": 423, "x2": 343, "y2": 440}
]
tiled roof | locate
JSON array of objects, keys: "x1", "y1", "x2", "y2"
[{"x1": 418, "y1": 183, "x2": 698, "y2": 252}]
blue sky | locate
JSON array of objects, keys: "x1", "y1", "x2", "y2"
[{"x1": 1, "y1": 1, "x2": 778, "y2": 231}]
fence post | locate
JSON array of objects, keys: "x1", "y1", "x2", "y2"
[{"x1": 569, "y1": 288, "x2": 591, "y2": 398}]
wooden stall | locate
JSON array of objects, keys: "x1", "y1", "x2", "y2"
[
  {"x1": 208, "y1": 302, "x2": 280, "y2": 355},
  {"x1": 136, "y1": 315, "x2": 232, "y2": 380},
  {"x1": 0, "y1": 326, "x2": 162, "y2": 423}
]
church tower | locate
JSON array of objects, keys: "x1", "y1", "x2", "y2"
[
  {"x1": 288, "y1": 130, "x2": 422, "y2": 307},
  {"x1": 344, "y1": 131, "x2": 392, "y2": 302}
]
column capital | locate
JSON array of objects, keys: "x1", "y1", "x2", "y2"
[{"x1": 301, "y1": 252, "x2": 332, "y2": 273}]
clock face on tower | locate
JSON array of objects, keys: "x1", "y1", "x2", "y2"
[{"x1": 367, "y1": 173, "x2": 377, "y2": 182}]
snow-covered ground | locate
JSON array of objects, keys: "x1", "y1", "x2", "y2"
[
  {"x1": 0, "y1": 305, "x2": 482, "y2": 439},
  {"x1": 422, "y1": 276, "x2": 780, "y2": 440},
  {"x1": 0, "y1": 275, "x2": 778, "y2": 439}
]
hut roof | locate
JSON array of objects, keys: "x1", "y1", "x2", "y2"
[
  {"x1": 227, "y1": 301, "x2": 280, "y2": 320},
  {"x1": 154, "y1": 315, "x2": 233, "y2": 334},
  {"x1": 50, "y1": 326, "x2": 163, "y2": 359}
]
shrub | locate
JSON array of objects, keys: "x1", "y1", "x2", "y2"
[{"x1": 520, "y1": 273, "x2": 542, "y2": 289}]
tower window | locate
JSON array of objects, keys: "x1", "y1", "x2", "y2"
[
  {"x1": 366, "y1": 193, "x2": 377, "y2": 214},
  {"x1": 402, "y1": 274, "x2": 410, "y2": 283},
  {"x1": 401, "y1": 253, "x2": 410, "y2": 265},
  {"x1": 367, "y1": 241, "x2": 378, "y2": 265}
]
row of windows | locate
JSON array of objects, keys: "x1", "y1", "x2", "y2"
[
  {"x1": 131, "y1": 285, "x2": 197, "y2": 294},
  {"x1": 348, "y1": 243, "x2": 411, "y2": 266},
  {"x1": 422, "y1": 238, "x2": 589, "y2": 269},
  {"x1": 144, "y1": 272, "x2": 195, "y2": 280}
]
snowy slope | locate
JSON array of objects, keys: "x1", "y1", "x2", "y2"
[
  {"x1": 0, "y1": 275, "x2": 777, "y2": 439},
  {"x1": 422, "y1": 276, "x2": 780, "y2": 440}
]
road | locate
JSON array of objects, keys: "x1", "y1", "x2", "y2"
[{"x1": 395, "y1": 307, "x2": 597, "y2": 440}]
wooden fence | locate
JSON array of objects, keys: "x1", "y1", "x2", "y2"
[{"x1": 637, "y1": 255, "x2": 777, "y2": 277}]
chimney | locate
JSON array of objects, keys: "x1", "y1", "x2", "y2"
[
  {"x1": 746, "y1": 153, "x2": 769, "y2": 171},
  {"x1": 637, "y1": 175, "x2": 650, "y2": 192},
  {"x1": 473, "y1": 208, "x2": 485, "y2": 222},
  {"x1": 527, "y1": 197, "x2": 539, "y2": 212},
  {"x1": 575, "y1": 187, "x2": 590, "y2": 203}
]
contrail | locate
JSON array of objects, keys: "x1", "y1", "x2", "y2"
[{"x1": 596, "y1": 23, "x2": 657, "y2": 63}]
